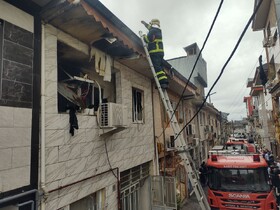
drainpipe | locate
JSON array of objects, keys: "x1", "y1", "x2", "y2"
[
  {"x1": 40, "y1": 1, "x2": 81, "y2": 209},
  {"x1": 40, "y1": 23, "x2": 47, "y2": 210},
  {"x1": 116, "y1": 168, "x2": 121, "y2": 210}
]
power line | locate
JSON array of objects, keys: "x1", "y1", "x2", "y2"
[
  {"x1": 175, "y1": 0, "x2": 263, "y2": 140},
  {"x1": 227, "y1": 48, "x2": 264, "y2": 114},
  {"x1": 156, "y1": 0, "x2": 224, "y2": 139}
]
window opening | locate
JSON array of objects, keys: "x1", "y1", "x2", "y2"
[
  {"x1": 69, "y1": 189, "x2": 105, "y2": 210},
  {"x1": 120, "y1": 162, "x2": 150, "y2": 210},
  {"x1": 170, "y1": 135, "x2": 175, "y2": 147},
  {"x1": 57, "y1": 41, "x2": 117, "y2": 114},
  {"x1": 273, "y1": 29, "x2": 278, "y2": 43},
  {"x1": 57, "y1": 66, "x2": 104, "y2": 113},
  {"x1": 186, "y1": 124, "x2": 192, "y2": 135},
  {"x1": 132, "y1": 88, "x2": 143, "y2": 122}
]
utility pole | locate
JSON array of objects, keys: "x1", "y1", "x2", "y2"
[{"x1": 209, "y1": 92, "x2": 217, "y2": 104}]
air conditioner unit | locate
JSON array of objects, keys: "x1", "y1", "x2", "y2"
[
  {"x1": 99, "y1": 103, "x2": 128, "y2": 128},
  {"x1": 192, "y1": 124, "x2": 196, "y2": 135},
  {"x1": 192, "y1": 138, "x2": 199, "y2": 147}
]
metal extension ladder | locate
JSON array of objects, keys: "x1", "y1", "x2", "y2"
[{"x1": 139, "y1": 31, "x2": 210, "y2": 210}]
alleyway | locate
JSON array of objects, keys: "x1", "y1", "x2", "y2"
[
  {"x1": 181, "y1": 187, "x2": 208, "y2": 209},
  {"x1": 181, "y1": 194, "x2": 201, "y2": 209}
]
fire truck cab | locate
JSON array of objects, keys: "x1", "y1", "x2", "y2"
[{"x1": 207, "y1": 153, "x2": 276, "y2": 210}]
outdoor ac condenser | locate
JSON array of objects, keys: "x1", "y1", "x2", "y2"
[{"x1": 99, "y1": 103, "x2": 128, "y2": 127}]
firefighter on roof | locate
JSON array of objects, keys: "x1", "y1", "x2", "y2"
[{"x1": 141, "y1": 19, "x2": 169, "y2": 89}]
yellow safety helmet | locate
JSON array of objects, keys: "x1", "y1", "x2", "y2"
[{"x1": 150, "y1": 19, "x2": 160, "y2": 27}]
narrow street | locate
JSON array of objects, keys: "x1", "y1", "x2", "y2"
[
  {"x1": 181, "y1": 187, "x2": 208, "y2": 209},
  {"x1": 181, "y1": 193, "x2": 201, "y2": 209}
]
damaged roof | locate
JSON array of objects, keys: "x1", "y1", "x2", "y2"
[{"x1": 30, "y1": 0, "x2": 196, "y2": 95}]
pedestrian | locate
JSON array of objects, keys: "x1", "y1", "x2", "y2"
[
  {"x1": 264, "y1": 149, "x2": 271, "y2": 164},
  {"x1": 141, "y1": 19, "x2": 169, "y2": 89},
  {"x1": 248, "y1": 134, "x2": 254, "y2": 143},
  {"x1": 271, "y1": 165, "x2": 280, "y2": 206},
  {"x1": 269, "y1": 154, "x2": 275, "y2": 166},
  {"x1": 199, "y1": 162, "x2": 208, "y2": 186}
]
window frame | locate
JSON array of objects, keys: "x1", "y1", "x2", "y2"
[
  {"x1": 69, "y1": 189, "x2": 106, "y2": 210},
  {"x1": 132, "y1": 87, "x2": 144, "y2": 123}
]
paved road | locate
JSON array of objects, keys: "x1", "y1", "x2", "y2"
[
  {"x1": 181, "y1": 193, "x2": 201, "y2": 209},
  {"x1": 181, "y1": 187, "x2": 208, "y2": 210}
]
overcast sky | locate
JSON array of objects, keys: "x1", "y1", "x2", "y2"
[{"x1": 99, "y1": 0, "x2": 264, "y2": 121}]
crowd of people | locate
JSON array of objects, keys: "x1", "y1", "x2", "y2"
[{"x1": 262, "y1": 149, "x2": 280, "y2": 206}]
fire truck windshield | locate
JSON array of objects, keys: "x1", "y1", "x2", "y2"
[
  {"x1": 225, "y1": 144, "x2": 244, "y2": 150},
  {"x1": 208, "y1": 167, "x2": 270, "y2": 192}
]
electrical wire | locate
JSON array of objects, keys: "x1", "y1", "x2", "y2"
[
  {"x1": 104, "y1": 138, "x2": 118, "y2": 179},
  {"x1": 226, "y1": 48, "x2": 264, "y2": 115},
  {"x1": 156, "y1": 0, "x2": 224, "y2": 139},
  {"x1": 175, "y1": 0, "x2": 264, "y2": 140}
]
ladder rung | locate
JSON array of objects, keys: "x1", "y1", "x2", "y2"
[
  {"x1": 139, "y1": 33, "x2": 210, "y2": 210},
  {"x1": 166, "y1": 147, "x2": 176, "y2": 152}
]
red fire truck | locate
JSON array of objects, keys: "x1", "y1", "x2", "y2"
[{"x1": 207, "y1": 153, "x2": 276, "y2": 210}]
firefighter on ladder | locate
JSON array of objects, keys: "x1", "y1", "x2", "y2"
[{"x1": 141, "y1": 19, "x2": 169, "y2": 89}]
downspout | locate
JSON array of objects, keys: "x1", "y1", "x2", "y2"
[
  {"x1": 195, "y1": 106, "x2": 201, "y2": 165},
  {"x1": 40, "y1": 23, "x2": 47, "y2": 210},
  {"x1": 117, "y1": 168, "x2": 121, "y2": 210},
  {"x1": 151, "y1": 80, "x2": 159, "y2": 175}
]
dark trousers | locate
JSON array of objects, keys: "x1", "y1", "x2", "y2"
[{"x1": 150, "y1": 53, "x2": 168, "y2": 85}]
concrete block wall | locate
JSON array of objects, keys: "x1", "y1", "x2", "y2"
[{"x1": 43, "y1": 25, "x2": 154, "y2": 209}]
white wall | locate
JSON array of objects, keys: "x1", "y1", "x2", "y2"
[
  {"x1": 43, "y1": 24, "x2": 154, "y2": 209},
  {"x1": 0, "y1": 0, "x2": 33, "y2": 32},
  {"x1": 0, "y1": 1, "x2": 33, "y2": 192}
]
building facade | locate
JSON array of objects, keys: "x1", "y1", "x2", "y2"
[
  {"x1": 252, "y1": 0, "x2": 280, "y2": 154},
  {"x1": 0, "y1": 0, "x2": 159, "y2": 209}
]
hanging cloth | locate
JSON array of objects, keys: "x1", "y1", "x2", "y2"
[
  {"x1": 69, "y1": 106, "x2": 79, "y2": 136},
  {"x1": 89, "y1": 47, "x2": 112, "y2": 82}
]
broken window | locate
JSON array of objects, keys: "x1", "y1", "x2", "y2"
[
  {"x1": 57, "y1": 66, "x2": 106, "y2": 113},
  {"x1": 57, "y1": 41, "x2": 116, "y2": 114},
  {"x1": 132, "y1": 88, "x2": 143, "y2": 122}
]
